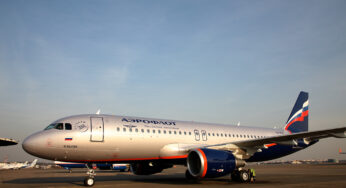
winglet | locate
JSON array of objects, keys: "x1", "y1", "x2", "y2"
[{"x1": 96, "y1": 109, "x2": 101, "y2": 115}]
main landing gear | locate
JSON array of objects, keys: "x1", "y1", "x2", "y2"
[
  {"x1": 231, "y1": 169, "x2": 251, "y2": 182},
  {"x1": 84, "y1": 164, "x2": 96, "y2": 187}
]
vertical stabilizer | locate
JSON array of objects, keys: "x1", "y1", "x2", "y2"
[{"x1": 284, "y1": 92, "x2": 309, "y2": 134}]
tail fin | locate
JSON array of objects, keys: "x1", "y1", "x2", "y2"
[
  {"x1": 339, "y1": 148, "x2": 342, "y2": 154},
  {"x1": 30, "y1": 159, "x2": 38, "y2": 168},
  {"x1": 284, "y1": 92, "x2": 309, "y2": 134}
]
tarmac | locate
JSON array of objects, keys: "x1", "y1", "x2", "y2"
[{"x1": 1, "y1": 164, "x2": 346, "y2": 188}]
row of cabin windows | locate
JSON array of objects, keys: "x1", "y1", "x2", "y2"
[
  {"x1": 207, "y1": 132, "x2": 265, "y2": 139},
  {"x1": 116, "y1": 127, "x2": 192, "y2": 135},
  {"x1": 116, "y1": 127, "x2": 267, "y2": 139}
]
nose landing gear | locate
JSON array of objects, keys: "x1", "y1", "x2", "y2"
[{"x1": 84, "y1": 164, "x2": 96, "y2": 186}]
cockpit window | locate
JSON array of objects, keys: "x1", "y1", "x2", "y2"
[
  {"x1": 44, "y1": 123, "x2": 64, "y2": 130},
  {"x1": 65, "y1": 123, "x2": 72, "y2": 130},
  {"x1": 44, "y1": 124, "x2": 56, "y2": 130},
  {"x1": 56, "y1": 123, "x2": 63, "y2": 130}
]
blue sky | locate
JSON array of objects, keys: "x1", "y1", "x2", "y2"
[{"x1": 1, "y1": 0, "x2": 346, "y2": 162}]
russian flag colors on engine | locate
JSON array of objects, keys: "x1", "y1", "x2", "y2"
[{"x1": 65, "y1": 138, "x2": 73, "y2": 141}]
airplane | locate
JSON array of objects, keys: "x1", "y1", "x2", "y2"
[
  {"x1": 54, "y1": 161, "x2": 128, "y2": 172},
  {"x1": 22, "y1": 92, "x2": 346, "y2": 186},
  {"x1": 339, "y1": 148, "x2": 346, "y2": 154},
  {"x1": 0, "y1": 159, "x2": 37, "y2": 170}
]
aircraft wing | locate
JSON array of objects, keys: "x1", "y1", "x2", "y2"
[
  {"x1": 204, "y1": 127, "x2": 346, "y2": 159},
  {"x1": 232, "y1": 127, "x2": 346, "y2": 148}
]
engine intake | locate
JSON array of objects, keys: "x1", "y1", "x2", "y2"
[{"x1": 187, "y1": 148, "x2": 244, "y2": 178}]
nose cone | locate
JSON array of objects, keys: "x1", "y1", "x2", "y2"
[{"x1": 22, "y1": 132, "x2": 44, "y2": 157}]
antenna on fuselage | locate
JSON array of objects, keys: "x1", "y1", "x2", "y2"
[{"x1": 96, "y1": 109, "x2": 101, "y2": 115}]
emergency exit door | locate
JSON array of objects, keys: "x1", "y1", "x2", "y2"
[{"x1": 91, "y1": 117, "x2": 104, "y2": 142}]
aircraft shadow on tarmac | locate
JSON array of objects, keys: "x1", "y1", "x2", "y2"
[{"x1": 3, "y1": 173, "x2": 271, "y2": 186}]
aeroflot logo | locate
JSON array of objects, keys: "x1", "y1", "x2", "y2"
[{"x1": 121, "y1": 118, "x2": 176, "y2": 126}]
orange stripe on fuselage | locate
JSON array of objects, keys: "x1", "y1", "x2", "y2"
[
  {"x1": 67, "y1": 155, "x2": 188, "y2": 163},
  {"x1": 197, "y1": 149, "x2": 208, "y2": 178},
  {"x1": 160, "y1": 155, "x2": 188, "y2": 159}
]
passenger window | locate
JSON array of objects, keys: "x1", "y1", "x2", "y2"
[
  {"x1": 147, "y1": 129, "x2": 150, "y2": 133},
  {"x1": 129, "y1": 128, "x2": 132, "y2": 132},
  {"x1": 174, "y1": 131, "x2": 176, "y2": 134},
  {"x1": 158, "y1": 130, "x2": 161, "y2": 134},
  {"x1": 153, "y1": 129, "x2": 156, "y2": 133},
  {"x1": 117, "y1": 127, "x2": 120, "y2": 131},
  {"x1": 135, "y1": 128, "x2": 138, "y2": 132},
  {"x1": 179, "y1": 131, "x2": 181, "y2": 135},
  {"x1": 141, "y1": 129, "x2": 144, "y2": 133},
  {"x1": 164, "y1": 130, "x2": 166, "y2": 134},
  {"x1": 217, "y1": 133, "x2": 219, "y2": 137},
  {"x1": 189, "y1": 132, "x2": 191, "y2": 135},
  {"x1": 212, "y1": 133, "x2": 215, "y2": 136},
  {"x1": 221, "y1": 133, "x2": 223, "y2": 137},
  {"x1": 65, "y1": 123, "x2": 72, "y2": 130},
  {"x1": 56, "y1": 123, "x2": 63, "y2": 130},
  {"x1": 225, "y1": 134, "x2": 227, "y2": 137},
  {"x1": 123, "y1": 128, "x2": 126, "y2": 132},
  {"x1": 169, "y1": 131, "x2": 172, "y2": 134},
  {"x1": 208, "y1": 133, "x2": 210, "y2": 136},
  {"x1": 184, "y1": 131, "x2": 186, "y2": 135}
]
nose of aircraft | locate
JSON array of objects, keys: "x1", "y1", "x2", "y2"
[{"x1": 22, "y1": 133, "x2": 44, "y2": 156}]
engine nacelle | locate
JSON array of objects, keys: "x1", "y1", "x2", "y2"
[
  {"x1": 130, "y1": 162, "x2": 172, "y2": 175},
  {"x1": 187, "y1": 148, "x2": 244, "y2": 178}
]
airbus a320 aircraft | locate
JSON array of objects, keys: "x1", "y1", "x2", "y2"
[{"x1": 22, "y1": 92, "x2": 346, "y2": 186}]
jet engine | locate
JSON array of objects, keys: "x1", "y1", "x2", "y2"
[
  {"x1": 187, "y1": 148, "x2": 245, "y2": 178},
  {"x1": 130, "y1": 162, "x2": 173, "y2": 175}
]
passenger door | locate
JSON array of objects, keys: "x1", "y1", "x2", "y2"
[{"x1": 90, "y1": 117, "x2": 104, "y2": 142}]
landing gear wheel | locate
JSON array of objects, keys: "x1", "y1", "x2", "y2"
[
  {"x1": 84, "y1": 177, "x2": 95, "y2": 187},
  {"x1": 239, "y1": 170, "x2": 250, "y2": 182}
]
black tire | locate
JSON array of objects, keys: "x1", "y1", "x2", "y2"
[
  {"x1": 84, "y1": 177, "x2": 95, "y2": 187},
  {"x1": 239, "y1": 170, "x2": 250, "y2": 182}
]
